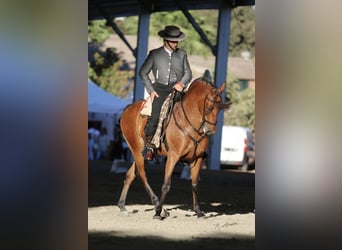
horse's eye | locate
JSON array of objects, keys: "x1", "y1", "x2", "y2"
[{"x1": 206, "y1": 106, "x2": 213, "y2": 113}]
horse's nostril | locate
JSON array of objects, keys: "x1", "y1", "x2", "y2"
[
  {"x1": 203, "y1": 125, "x2": 209, "y2": 134},
  {"x1": 203, "y1": 125, "x2": 216, "y2": 135}
]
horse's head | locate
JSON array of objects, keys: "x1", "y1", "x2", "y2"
[
  {"x1": 181, "y1": 78, "x2": 230, "y2": 135},
  {"x1": 199, "y1": 80, "x2": 231, "y2": 135}
]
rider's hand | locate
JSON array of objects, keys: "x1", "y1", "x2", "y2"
[
  {"x1": 149, "y1": 91, "x2": 159, "y2": 102},
  {"x1": 173, "y1": 82, "x2": 185, "y2": 92}
]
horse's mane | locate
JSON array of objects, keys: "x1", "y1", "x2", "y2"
[{"x1": 191, "y1": 77, "x2": 216, "y2": 88}]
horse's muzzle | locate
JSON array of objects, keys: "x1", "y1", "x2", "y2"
[{"x1": 203, "y1": 123, "x2": 216, "y2": 135}]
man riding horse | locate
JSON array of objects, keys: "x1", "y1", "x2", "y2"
[{"x1": 139, "y1": 25, "x2": 192, "y2": 161}]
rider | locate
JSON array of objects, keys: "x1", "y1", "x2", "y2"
[{"x1": 139, "y1": 25, "x2": 192, "y2": 160}]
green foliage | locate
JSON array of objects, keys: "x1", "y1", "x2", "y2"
[
  {"x1": 229, "y1": 7, "x2": 255, "y2": 57},
  {"x1": 88, "y1": 61, "x2": 96, "y2": 79},
  {"x1": 88, "y1": 20, "x2": 110, "y2": 43},
  {"x1": 88, "y1": 49, "x2": 134, "y2": 98},
  {"x1": 115, "y1": 10, "x2": 216, "y2": 57},
  {"x1": 114, "y1": 8, "x2": 254, "y2": 58},
  {"x1": 151, "y1": 10, "x2": 214, "y2": 57},
  {"x1": 224, "y1": 75, "x2": 255, "y2": 131},
  {"x1": 115, "y1": 16, "x2": 138, "y2": 34},
  {"x1": 88, "y1": 8, "x2": 255, "y2": 57}
]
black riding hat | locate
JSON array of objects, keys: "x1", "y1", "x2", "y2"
[{"x1": 158, "y1": 25, "x2": 186, "y2": 41}]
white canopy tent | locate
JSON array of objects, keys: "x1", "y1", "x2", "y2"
[
  {"x1": 88, "y1": 79, "x2": 131, "y2": 140},
  {"x1": 88, "y1": 79, "x2": 131, "y2": 114}
]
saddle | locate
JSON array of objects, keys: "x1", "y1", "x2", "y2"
[{"x1": 142, "y1": 91, "x2": 180, "y2": 150}]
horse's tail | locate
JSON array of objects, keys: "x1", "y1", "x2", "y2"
[{"x1": 120, "y1": 100, "x2": 147, "y2": 154}]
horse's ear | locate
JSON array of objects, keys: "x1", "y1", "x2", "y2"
[
  {"x1": 220, "y1": 101, "x2": 232, "y2": 110},
  {"x1": 218, "y1": 82, "x2": 226, "y2": 94}
]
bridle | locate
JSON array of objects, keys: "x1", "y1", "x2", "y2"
[
  {"x1": 202, "y1": 86, "x2": 223, "y2": 133},
  {"x1": 173, "y1": 82, "x2": 223, "y2": 162}
]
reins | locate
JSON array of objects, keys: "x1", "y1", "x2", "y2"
[{"x1": 172, "y1": 81, "x2": 221, "y2": 163}]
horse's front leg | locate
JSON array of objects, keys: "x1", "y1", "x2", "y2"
[
  {"x1": 154, "y1": 156, "x2": 178, "y2": 219},
  {"x1": 190, "y1": 158, "x2": 205, "y2": 217}
]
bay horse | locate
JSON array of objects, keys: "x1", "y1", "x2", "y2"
[{"x1": 117, "y1": 77, "x2": 230, "y2": 219}]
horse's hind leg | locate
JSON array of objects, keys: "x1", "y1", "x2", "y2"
[
  {"x1": 117, "y1": 162, "x2": 136, "y2": 214},
  {"x1": 118, "y1": 153, "x2": 160, "y2": 215},
  {"x1": 134, "y1": 154, "x2": 160, "y2": 210}
]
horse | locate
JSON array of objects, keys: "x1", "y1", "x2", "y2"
[{"x1": 117, "y1": 77, "x2": 230, "y2": 219}]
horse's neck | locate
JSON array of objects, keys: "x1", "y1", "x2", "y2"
[
  {"x1": 183, "y1": 87, "x2": 204, "y2": 110},
  {"x1": 178, "y1": 90, "x2": 204, "y2": 125}
]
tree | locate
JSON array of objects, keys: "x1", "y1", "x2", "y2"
[
  {"x1": 88, "y1": 48, "x2": 134, "y2": 98},
  {"x1": 224, "y1": 74, "x2": 255, "y2": 131},
  {"x1": 114, "y1": 7, "x2": 255, "y2": 58},
  {"x1": 88, "y1": 20, "x2": 110, "y2": 44},
  {"x1": 229, "y1": 7, "x2": 255, "y2": 57}
]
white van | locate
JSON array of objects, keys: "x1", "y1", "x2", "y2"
[{"x1": 220, "y1": 126, "x2": 255, "y2": 170}]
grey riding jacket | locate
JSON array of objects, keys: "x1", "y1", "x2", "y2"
[{"x1": 139, "y1": 46, "x2": 192, "y2": 94}]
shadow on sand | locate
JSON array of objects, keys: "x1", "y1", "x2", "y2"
[
  {"x1": 89, "y1": 160, "x2": 255, "y2": 215},
  {"x1": 89, "y1": 231, "x2": 254, "y2": 250}
]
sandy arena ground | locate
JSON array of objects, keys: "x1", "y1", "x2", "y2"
[{"x1": 89, "y1": 160, "x2": 255, "y2": 250}]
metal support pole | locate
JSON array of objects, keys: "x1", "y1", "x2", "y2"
[
  {"x1": 106, "y1": 18, "x2": 136, "y2": 57},
  {"x1": 96, "y1": 3, "x2": 136, "y2": 57},
  {"x1": 208, "y1": 5, "x2": 232, "y2": 171},
  {"x1": 133, "y1": 8, "x2": 150, "y2": 102}
]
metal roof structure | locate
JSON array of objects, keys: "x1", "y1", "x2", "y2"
[
  {"x1": 89, "y1": 0, "x2": 255, "y2": 20},
  {"x1": 88, "y1": 0, "x2": 255, "y2": 170}
]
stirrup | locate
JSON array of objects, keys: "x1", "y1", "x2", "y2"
[{"x1": 143, "y1": 147, "x2": 155, "y2": 161}]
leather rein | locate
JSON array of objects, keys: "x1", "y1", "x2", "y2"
[{"x1": 173, "y1": 82, "x2": 222, "y2": 163}]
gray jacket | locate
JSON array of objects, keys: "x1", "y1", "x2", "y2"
[{"x1": 139, "y1": 46, "x2": 192, "y2": 94}]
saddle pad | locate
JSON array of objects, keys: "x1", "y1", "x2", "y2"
[{"x1": 140, "y1": 97, "x2": 152, "y2": 117}]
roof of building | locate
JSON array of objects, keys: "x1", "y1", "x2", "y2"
[{"x1": 89, "y1": 0, "x2": 255, "y2": 20}]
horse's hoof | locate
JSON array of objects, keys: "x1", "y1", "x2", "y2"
[
  {"x1": 153, "y1": 214, "x2": 163, "y2": 220},
  {"x1": 119, "y1": 210, "x2": 129, "y2": 216},
  {"x1": 196, "y1": 211, "x2": 205, "y2": 218},
  {"x1": 161, "y1": 209, "x2": 170, "y2": 218}
]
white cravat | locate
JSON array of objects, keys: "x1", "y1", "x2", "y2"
[{"x1": 163, "y1": 46, "x2": 172, "y2": 56}]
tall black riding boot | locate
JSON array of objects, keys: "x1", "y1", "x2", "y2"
[
  {"x1": 144, "y1": 135, "x2": 155, "y2": 161},
  {"x1": 144, "y1": 107, "x2": 159, "y2": 161}
]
